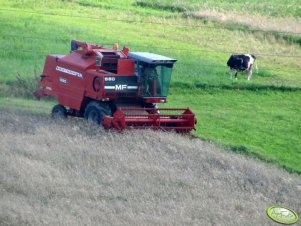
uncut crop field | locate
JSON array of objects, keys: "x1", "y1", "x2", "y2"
[{"x1": 0, "y1": 109, "x2": 300, "y2": 225}]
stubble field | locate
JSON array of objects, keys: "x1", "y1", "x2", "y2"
[{"x1": 0, "y1": 109, "x2": 300, "y2": 225}]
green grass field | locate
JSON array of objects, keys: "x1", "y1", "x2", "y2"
[{"x1": 0, "y1": 0, "x2": 300, "y2": 173}]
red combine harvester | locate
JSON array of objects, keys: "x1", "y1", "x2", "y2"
[{"x1": 34, "y1": 40, "x2": 197, "y2": 132}]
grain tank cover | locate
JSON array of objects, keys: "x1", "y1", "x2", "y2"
[{"x1": 128, "y1": 52, "x2": 177, "y2": 64}]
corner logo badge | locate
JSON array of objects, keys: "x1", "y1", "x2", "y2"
[{"x1": 267, "y1": 206, "x2": 299, "y2": 225}]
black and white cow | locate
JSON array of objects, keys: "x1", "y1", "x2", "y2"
[{"x1": 227, "y1": 54, "x2": 257, "y2": 80}]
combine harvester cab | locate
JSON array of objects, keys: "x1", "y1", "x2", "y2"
[{"x1": 34, "y1": 40, "x2": 197, "y2": 132}]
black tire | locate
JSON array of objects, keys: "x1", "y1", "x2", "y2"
[
  {"x1": 144, "y1": 103, "x2": 157, "y2": 108},
  {"x1": 84, "y1": 101, "x2": 111, "y2": 125},
  {"x1": 51, "y1": 104, "x2": 67, "y2": 119}
]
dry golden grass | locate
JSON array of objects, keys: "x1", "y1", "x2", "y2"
[
  {"x1": 190, "y1": 10, "x2": 301, "y2": 34},
  {"x1": 0, "y1": 109, "x2": 300, "y2": 225}
]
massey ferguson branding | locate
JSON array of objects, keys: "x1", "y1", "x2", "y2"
[
  {"x1": 56, "y1": 66, "x2": 83, "y2": 79},
  {"x1": 104, "y1": 76, "x2": 138, "y2": 92}
]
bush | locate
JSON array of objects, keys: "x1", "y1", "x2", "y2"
[{"x1": 6, "y1": 74, "x2": 40, "y2": 98}]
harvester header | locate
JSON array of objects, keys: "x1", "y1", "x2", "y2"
[{"x1": 34, "y1": 40, "x2": 196, "y2": 132}]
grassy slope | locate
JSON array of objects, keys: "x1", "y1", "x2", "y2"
[
  {"x1": 1, "y1": 109, "x2": 300, "y2": 225},
  {"x1": 0, "y1": 0, "x2": 300, "y2": 172},
  {"x1": 167, "y1": 89, "x2": 301, "y2": 172}
]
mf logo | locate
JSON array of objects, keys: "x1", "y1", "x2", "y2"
[{"x1": 115, "y1": 85, "x2": 127, "y2": 90}]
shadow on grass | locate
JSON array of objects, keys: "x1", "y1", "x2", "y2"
[
  {"x1": 171, "y1": 81, "x2": 301, "y2": 92},
  {"x1": 77, "y1": 0, "x2": 115, "y2": 10},
  {"x1": 135, "y1": 1, "x2": 187, "y2": 13}
]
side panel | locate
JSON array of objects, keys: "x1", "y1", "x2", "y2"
[
  {"x1": 53, "y1": 64, "x2": 85, "y2": 110},
  {"x1": 117, "y1": 59, "x2": 135, "y2": 76},
  {"x1": 41, "y1": 55, "x2": 64, "y2": 97}
]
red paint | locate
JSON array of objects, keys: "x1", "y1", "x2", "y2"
[{"x1": 34, "y1": 40, "x2": 197, "y2": 132}]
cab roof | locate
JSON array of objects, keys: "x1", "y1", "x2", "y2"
[{"x1": 128, "y1": 52, "x2": 177, "y2": 64}]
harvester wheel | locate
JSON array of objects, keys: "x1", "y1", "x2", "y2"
[
  {"x1": 51, "y1": 104, "x2": 67, "y2": 119},
  {"x1": 84, "y1": 101, "x2": 111, "y2": 125}
]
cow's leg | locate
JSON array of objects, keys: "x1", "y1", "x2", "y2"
[
  {"x1": 247, "y1": 69, "x2": 253, "y2": 80},
  {"x1": 229, "y1": 67, "x2": 233, "y2": 79},
  {"x1": 235, "y1": 71, "x2": 238, "y2": 80},
  {"x1": 255, "y1": 63, "x2": 258, "y2": 74}
]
